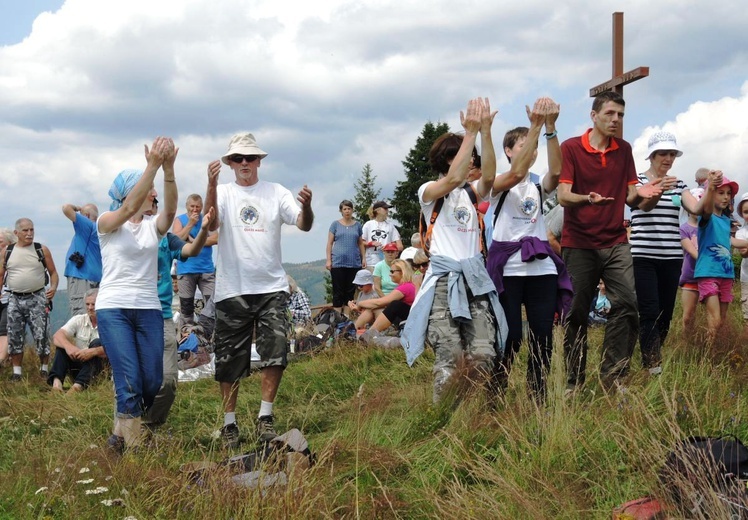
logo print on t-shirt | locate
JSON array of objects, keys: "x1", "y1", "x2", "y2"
[
  {"x1": 371, "y1": 229, "x2": 389, "y2": 241},
  {"x1": 453, "y1": 205, "x2": 471, "y2": 226},
  {"x1": 240, "y1": 205, "x2": 260, "y2": 225},
  {"x1": 519, "y1": 196, "x2": 537, "y2": 216}
]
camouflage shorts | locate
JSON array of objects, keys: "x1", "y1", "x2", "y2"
[
  {"x1": 214, "y1": 291, "x2": 289, "y2": 383},
  {"x1": 428, "y1": 278, "x2": 496, "y2": 401},
  {"x1": 7, "y1": 290, "x2": 50, "y2": 356}
]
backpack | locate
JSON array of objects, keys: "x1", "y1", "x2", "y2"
[
  {"x1": 3, "y1": 242, "x2": 49, "y2": 285},
  {"x1": 659, "y1": 436, "x2": 748, "y2": 517},
  {"x1": 420, "y1": 183, "x2": 485, "y2": 258}
]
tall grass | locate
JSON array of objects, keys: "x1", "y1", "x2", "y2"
[{"x1": 1, "y1": 293, "x2": 746, "y2": 518}]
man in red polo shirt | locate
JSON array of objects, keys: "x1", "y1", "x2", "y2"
[{"x1": 558, "y1": 91, "x2": 662, "y2": 392}]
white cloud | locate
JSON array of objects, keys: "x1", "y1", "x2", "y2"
[{"x1": 0, "y1": 0, "x2": 747, "y2": 274}]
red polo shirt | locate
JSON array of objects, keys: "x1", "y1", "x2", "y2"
[{"x1": 559, "y1": 129, "x2": 637, "y2": 249}]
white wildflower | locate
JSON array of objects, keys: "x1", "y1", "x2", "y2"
[
  {"x1": 84, "y1": 486, "x2": 108, "y2": 495},
  {"x1": 54, "y1": 468, "x2": 61, "y2": 473},
  {"x1": 34, "y1": 487, "x2": 48, "y2": 495},
  {"x1": 100, "y1": 498, "x2": 125, "y2": 507},
  {"x1": 79, "y1": 467, "x2": 90, "y2": 474},
  {"x1": 76, "y1": 479, "x2": 94, "y2": 485}
]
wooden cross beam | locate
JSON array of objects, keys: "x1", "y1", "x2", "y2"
[{"x1": 589, "y1": 12, "x2": 649, "y2": 138}]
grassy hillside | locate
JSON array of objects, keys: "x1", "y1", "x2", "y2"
[
  {"x1": 284, "y1": 259, "x2": 328, "y2": 305},
  {"x1": 1, "y1": 295, "x2": 746, "y2": 518}
]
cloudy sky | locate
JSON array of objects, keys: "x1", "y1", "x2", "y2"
[{"x1": 1, "y1": 0, "x2": 747, "y2": 285}]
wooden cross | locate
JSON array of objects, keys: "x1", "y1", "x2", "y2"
[{"x1": 589, "y1": 12, "x2": 649, "y2": 138}]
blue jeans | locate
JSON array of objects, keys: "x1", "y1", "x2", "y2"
[{"x1": 97, "y1": 308, "x2": 164, "y2": 418}]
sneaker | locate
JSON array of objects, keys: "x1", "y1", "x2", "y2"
[
  {"x1": 9, "y1": 374, "x2": 22, "y2": 382},
  {"x1": 221, "y1": 422, "x2": 240, "y2": 449},
  {"x1": 106, "y1": 434, "x2": 125, "y2": 454},
  {"x1": 40, "y1": 369, "x2": 49, "y2": 378},
  {"x1": 256, "y1": 415, "x2": 277, "y2": 443}
]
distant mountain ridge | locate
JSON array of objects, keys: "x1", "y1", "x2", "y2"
[{"x1": 49, "y1": 259, "x2": 329, "y2": 330}]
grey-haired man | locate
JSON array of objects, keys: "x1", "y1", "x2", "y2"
[{"x1": 204, "y1": 132, "x2": 313, "y2": 448}]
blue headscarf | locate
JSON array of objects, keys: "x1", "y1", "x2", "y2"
[{"x1": 108, "y1": 169, "x2": 144, "y2": 211}]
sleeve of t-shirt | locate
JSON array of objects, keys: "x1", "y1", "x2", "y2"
[
  {"x1": 60, "y1": 314, "x2": 84, "y2": 337},
  {"x1": 736, "y1": 228, "x2": 748, "y2": 241},
  {"x1": 559, "y1": 140, "x2": 575, "y2": 185},
  {"x1": 166, "y1": 232, "x2": 188, "y2": 262},
  {"x1": 395, "y1": 282, "x2": 415, "y2": 303},
  {"x1": 328, "y1": 221, "x2": 337, "y2": 236},
  {"x1": 624, "y1": 142, "x2": 638, "y2": 185},
  {"x1": 356, "y1": 222, "x2": 363, "y2": 238},
  {"x1": 373, "y1": 261, "x2": 385, "y2": 278},
  {"x1": 362, "y1": 220, "x2": 373, "y2": 242},
  {"x1": 390, "y1": 224, "x2": 401, "y2": 242},
  {"x1": 72, "y1": 213, "x2": 94, "y2": 237},
  {"x1": 278, "y1": 186, "x2": 302, "y2": 226}
]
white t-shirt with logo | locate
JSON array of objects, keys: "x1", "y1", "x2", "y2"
[
  {"x1": 418, "y1": 181, "x2": 482, "y2": 261},
  {"x1": 96, "y1": 214, "x2": 162, "y2": 310},
  {"x1": 362, "y1": 219, "x2": 401, "y2": 266},
  {"x1": 490, "y1": 179, "x2": 556, "y2": 277},
  {"x1": 214, "y1": 180, "x2": 301, "y2": 302}
]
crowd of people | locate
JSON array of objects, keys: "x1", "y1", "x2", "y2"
[{"x1": 0, "y1": 90, "x2": 744, "y2": 453}]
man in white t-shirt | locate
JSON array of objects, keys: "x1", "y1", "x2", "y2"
[{"x1": 204, "y1": 132, "x2": 314, "y2": 448}]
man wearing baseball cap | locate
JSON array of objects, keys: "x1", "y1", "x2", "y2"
[{"x1": 204, "y1": 132, "x2": 314, "y2": 448}]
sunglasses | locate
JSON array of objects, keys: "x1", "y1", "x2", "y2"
[
  {"x1": 390, "y1": 269, "x2": 402, "y2": 273},
  {"x1": 228, "y1": 154, "x2": 260, "y2": 164},
  {"x1": 413, "y1": 262, "x2": 429, "y2": 268}
]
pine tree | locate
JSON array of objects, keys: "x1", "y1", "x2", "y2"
[
  {"x1": 352, "y1": 163, "x2": 381, "y2": 223},
  {"x1": 390, "y1": 121, "x2": 450, "y2": 245}
]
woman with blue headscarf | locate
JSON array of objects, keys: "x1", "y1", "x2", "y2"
[{"x1": 96, "y1": 136, "x2": 178, "y2": 450}]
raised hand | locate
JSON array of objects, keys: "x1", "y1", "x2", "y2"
[
  {"x1": 162, "y1": 138, "x2": 179, "y2": 170},
  {"x1": 297, "y1": 184, "x2": 313, "y2": 208},
  {"x1": 525, "y1": 98, "x2": 546, "y2": 128},
  {"x1": 708, "y1": 169, "x2": 723, "y2": 188},
  {"x1": 460, "y1": 98, "x2": 483, "y2": 134},
  {"x1": 207, "y1": 160, "x2": 221, "y2": 186},
  {"x1": 542, "y1": 97, "x2": 560, "y2": 128},
  {"x1": 145, "y1": 136, "x2": 168, "y2": 168},
  {"x1": 480, "y1": 97, "x2": 498, "y2": 133},
  {"x1": 201, "y1": 207, "x2": 216, "y2": 228}
]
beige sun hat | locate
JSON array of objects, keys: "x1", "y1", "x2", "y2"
[{"x1": 221, "y1": 132, "x2": 268, "y2": 165}]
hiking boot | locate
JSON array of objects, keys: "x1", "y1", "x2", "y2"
[
  {"x1": 9, "y1": 374, "x2": 22, "y2": 382},
  {"x1": 256, "y1": 415, "x2": 277, "y2": 443},
  {"x1": 106, "y1": 434, "x2": 125, "y2": 454},
  {"x1": 221, "y1": 422, "x2": 240, "y2": 449},
  {"x1": 40, "y1": 369, "x2": 49, "y2": 378}
]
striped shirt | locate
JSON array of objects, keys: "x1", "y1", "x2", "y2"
[{"x1": 630, "y1": 173, "x2": 688, "y2": 260}]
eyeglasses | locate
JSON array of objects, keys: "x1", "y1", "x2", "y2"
[
  {"x1": 390, "y1": 269, "x2": 402, "y2": 273},
  {"x1": 228, "y1": 154, "x2": 260, "y2": 164},
  {"x1": 413, "y1": 262, "x2": 429, "y2": 268}
]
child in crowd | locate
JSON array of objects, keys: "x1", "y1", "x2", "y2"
[
  {"x1": 679, "y1": 187, "x2": 703, "y2": 340},
  {"x1": 588, "y1": 280, "x2": 611, "y2": 326},
  {"x1": 348, "y1": 269, "x2": 380, "y2": 329},
  {"x1": 734, "y1": 192, "x2": 748, "y2": 329},
  {"x1": 693, "y1": 171, "x2": 744, "y2": 346}
]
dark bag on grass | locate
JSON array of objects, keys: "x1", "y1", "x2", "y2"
[{"x1": 659, "y1": 435, "x2": 748, "y2": 517}]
